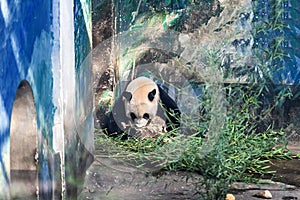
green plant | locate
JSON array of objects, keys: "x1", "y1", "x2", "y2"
[
  {"x1": 96, "y1": 56, "x2": 292, "y2": 200},
  {"x1": 96, "y1": 77, "x2": 291, "y2": 198},
  {"x1": 94, "y1": 0, "x2": 294, "y2": 199}
]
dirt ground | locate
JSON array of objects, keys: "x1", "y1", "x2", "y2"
[{"x1": 78, "y1": 141, "x2": 300, "y2": 200}]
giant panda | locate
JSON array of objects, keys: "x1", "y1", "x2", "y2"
[{"x1": 104, "y1": 76, "x2": 181, "y2": 139}]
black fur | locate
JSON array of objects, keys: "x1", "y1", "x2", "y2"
[
  {"x1": 123, "y1": 91, "x2": 132, "y2": 101},
  {"x1": 103, "y1": 93, "x2": 129, "y2": 139},
  {"x1": 157, "y1": 85, "x2": 181, "y2": 131},
  {"x1": 148, "y1": 89, "x2": 156, "y2": 101}
]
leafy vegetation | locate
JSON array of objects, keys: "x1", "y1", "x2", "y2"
[
  {"x1": 94, "y1": 0, "x2": 295, "y2": 199},
  {"x1": 96, "y1": 80, "x2": 291, "y2": 199}
]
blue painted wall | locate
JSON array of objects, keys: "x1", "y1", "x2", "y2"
[
  {"x1": 0, "y1": 1, "x2": 55, "y2": 196},
  {"x1": 65, "y1": 0, "x2": 94, "y2": 197},
  {"x1": 0, "y1": 0, "x2": 93, "y2": 198}
]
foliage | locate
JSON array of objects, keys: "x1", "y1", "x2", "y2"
[
  {"x1": 97, "y1": 80, "x2": 291, "y2": 199},
  {"x1": 94, "y1": 0, "x2": 294, "y2": 199},
  {"x1": 112, "y1": 0, "x2": 219, "y2": 31}
]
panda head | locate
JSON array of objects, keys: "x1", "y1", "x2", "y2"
[{"x1": 122, "y1": 77, "x2": 159, "y2": 128}]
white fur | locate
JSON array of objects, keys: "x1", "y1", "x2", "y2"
[{"x1": 123, "y1": 77, "x2": 159, "y2": 128}]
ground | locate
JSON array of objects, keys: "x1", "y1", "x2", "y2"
[{"x1": 79, "y1": 143, "x2": 300, "y2": 200}]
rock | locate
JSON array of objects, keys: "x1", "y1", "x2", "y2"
[
  {"x1": 225, "y1": 193, "x2": 235, "y2": 200},
  {"x1": 252, "y1": 190, "x2": 272, "y2": 199},
  {"x1": 230, "y1": 180, "x2": 297, "y2": 191}
]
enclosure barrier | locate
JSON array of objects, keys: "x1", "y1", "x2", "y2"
[
  {"x1": 112, "y1": 0, "x2": 299, "y2": 86},
  {"x1": 0, "y1": 0, "x2": 93, "y2": 199}
]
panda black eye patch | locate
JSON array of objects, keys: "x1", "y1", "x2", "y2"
[
  {"x1": 143, "y1": 113, "x2": 150, "y2": 120},
  {"x1": 130, "y1": 112, "x2": 137, "y2": 120},
  {"x1": 148, "y1": 89, "x2": 156, "y2": 101}
]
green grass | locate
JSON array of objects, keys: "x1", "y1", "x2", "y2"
[{"x1": 96, "y1": 81, "x2": 292, "y2": 199}]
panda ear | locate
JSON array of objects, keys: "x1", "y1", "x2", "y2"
[
  {"x1": 148, "y1": 89, "x2": 156, "y2": 101},
  {"x1": 123, "y1": 91, "x2": 132, "y2": 101}
]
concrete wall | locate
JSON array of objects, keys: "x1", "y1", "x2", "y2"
[{"x1": 0, "y1": 0, "x2": 93, "y2": 199}]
